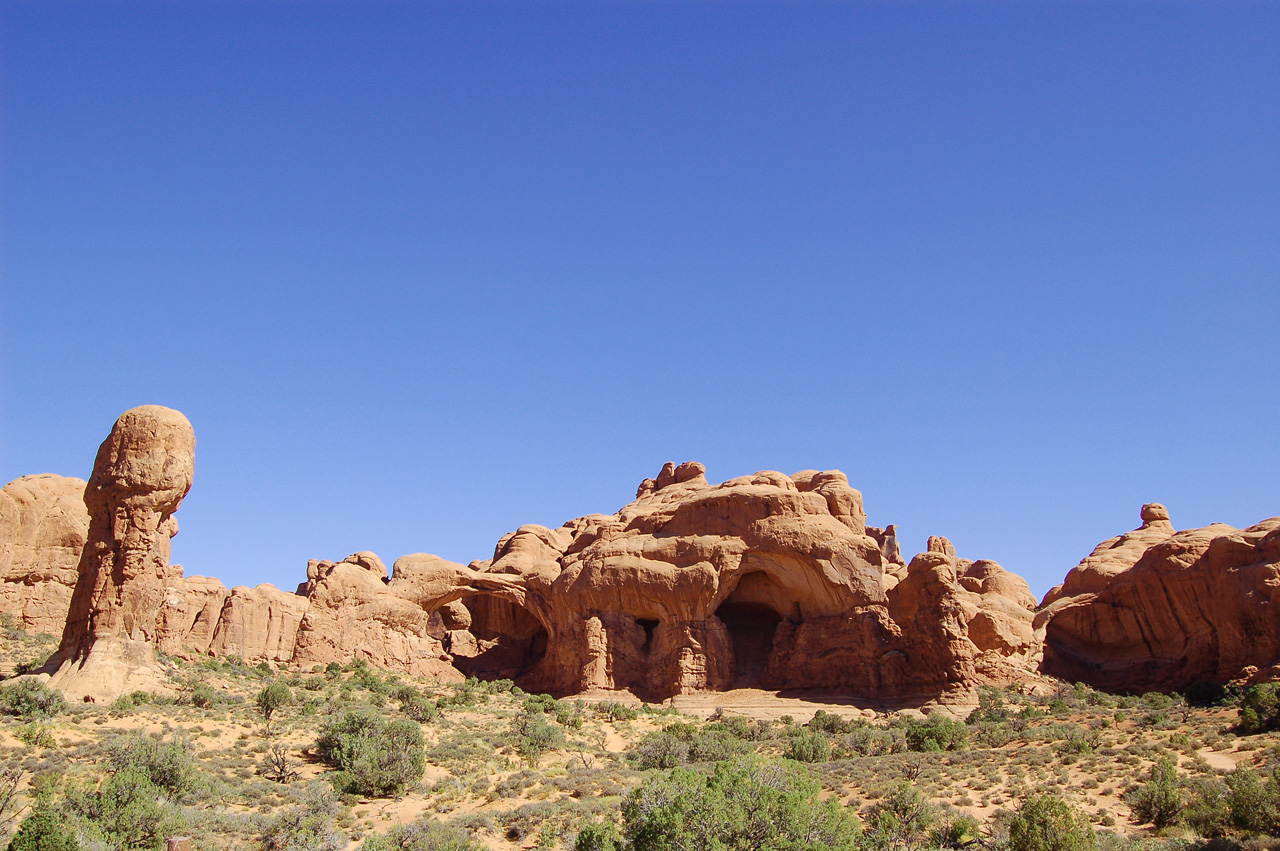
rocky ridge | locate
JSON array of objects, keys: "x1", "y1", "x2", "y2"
[{"x1": 3, "y1": 406, "x2": 1277, "y2": 703}]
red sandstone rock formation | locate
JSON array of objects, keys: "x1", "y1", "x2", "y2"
[
  {"x1": 0, "y1": 474, "x2": 89, "y2": 635},
  {"x1": 45, "y1": 406, "x2": 196, "y2": 700},
  {"x1": 421, "y1": 464, "x2": 1040, "y2": 702},
  {"x1": 1038, "y1": 505, "x2": 1280, "y2": 692}
]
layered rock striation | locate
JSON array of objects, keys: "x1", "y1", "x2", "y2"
[{"x1": 1038, "y1": 505, "x2": 1280, "y2": 692}]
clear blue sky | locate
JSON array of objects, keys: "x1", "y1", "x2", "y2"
[{"x1": 2, "y1": 2, "x2": 1276, "y2": 600}]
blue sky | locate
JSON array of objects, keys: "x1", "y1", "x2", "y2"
[{"x1": 2, "y1": 2, "x2": 1276, "y2": 599}]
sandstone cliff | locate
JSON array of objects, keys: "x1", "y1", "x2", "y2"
[{"x1": 1038, "y1": 505, "x2": 1280, "y2": 692}]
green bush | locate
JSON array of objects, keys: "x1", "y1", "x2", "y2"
[
  {"x1": 262, "y1": 783, "x2": 345, "y2": 851},
  {"x1": 1124, "y1": 756, "x2": 1181, "y2": 828},
  {"x1": 362, "y1": 818, "x2": 480, "y2": 850},
  {"x1": 1226, "y1": 767, "x2": 1280, "y2": 835},
  {"x1": 861, "y1": 781, "x2": 936, "y2": 851},
  {"x1": 316, "y1": 709, "x2": 425, "y2": 797},
  {"x1": 967, "y1": 687, "x2": 1010, "y2": 724},
  {"x1": 514, "y1": 710, "x2": 564, "y2": 766},
  {"x1": 1236, "y1": 683, "x2": 1280, "y2": 734},
  {"x1": 0, "y1": 680, "x2": 65, "y2": 720},
  {"x1": 904, "y1": 716, "x2": 968, "y2": 752},
  {"x1": 622, "y1": 756, "x2": 860, "y2": 851},
  {"x1": 1007, "y1": 794, "x2": 1096, "y2": 851},
  {"x1": 784, "y1": 728, "x2": 832, "y2": 763},
  {"x1": 392, "y1": 686, "x2": 438, "y2": 724},
  {"x1": 189, "y1": 683, "x2": 218, "y2": 708},
  {"x1": 256, "y1": 681, "x2": 293, "y2": 722},
  {"x1": 7, "y1": 795, "x2": 80, "y2": 851},
  {"x1": 574, "y1": 820, "x2": 624, "y2": 851},
  {"x1": 593, "y1": 701, "x2": 638, "y2": 722},
  {"x1": 65, "y1": 766, "x2": 179, "y2": 851},
  {"x1": 105, "y1": 732, "x2": 201, "y2": 802},
  {"x1": 16, "y1": 722, "x2": 56, "y2": 748},
  {"x1": 626, "y1": 723, "x2": 750, "y2": 770}
]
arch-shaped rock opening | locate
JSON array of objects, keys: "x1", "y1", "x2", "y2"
[
  {"x1": 714, "y1": 571, "x2": 795, "y2": 689},
  {"x1": 447, "y1": 594, "x2": 549, "y2": 685}
]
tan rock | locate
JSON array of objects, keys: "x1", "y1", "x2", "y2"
[
  {"x1": 0, "y1": 474, "x2": 89, "y2": 636},
  {"x1": 1039, "y1": 505, "x2": 1280, "y2": 691},
  {"x1": 46, "y1": 405, "x2": 195, "y2": 702}
]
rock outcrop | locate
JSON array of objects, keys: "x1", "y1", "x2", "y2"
[
  {"x1": 0, "y1": 474, "x2": 89, "y2": 635},
  {"x1": 1038, "y1": 505, "x2": 1280, "y2": 692},
  {"x1": 11, "y1": 405, "x2": 1279, "y2": 702},
  {"x1": 45, "y1": 406, "x2": 196, "y2": 700},
  {"x1": 415, "y1": 464, "x2": 1040, "y2": 702}
]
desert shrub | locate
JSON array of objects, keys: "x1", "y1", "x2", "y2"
[
  {"x1": 256, "y1": 681, "x2": 293, "y2": 722},
  {"x1": 785, "y1": 728, "x2": 832, "y2": 763},
  {"x1": 841, "y1": 726, "x2": 906, "y2": 757},
  {"x1": 513, "y1": 710, "x2": 563, "y2": 766},
  {"x1": 316, "y1": 709, "x2": 425, "y2": 797},
  {"x1": 593, "y1": 701, "x2": 638, "y2": 722},
  {"x1": 105, "y1": 732, "x2": 200, "y2": 802},
  {"x1": 188, "y1": 683, "x2": 218, "y2": 708},
  {"x1": 622, "y1": 756, "x2": 860, "y2": 851},
  {"x1": 391, "y1": 686, "x2": 438, "y2": 724},
  {"x1": 362, "y1": 817, "x2": 479, "y2": 850},
  {"x1": 905, "y1": 716, "x2": 968, "y2": 752},
  {"x1": 262, "y1": 783, "x2": 345, "y2": 851},
  {"x1": 1225, "y1": 767, "x2": 1280, "y2": 835},
  {"x1": 709, "y1": 716, "x2": 772, "y2": 741},
  {"x1": 808, "y1": 710, "x2": 856, "y2": 735},
  {"x1": 1124, "y1": 756, "x2": 1182, "y2": 828},
  {"x1": 574, "y1": 820, "x2": 624, "y2": 851},
  {"x1": 968, "y1": 687, "x2": 1011, "y2": 724},
  {"x1": 627, "y1": 724, "x2": 750, "y2": 770},
  {"x1": 7, "y1": 794, "x2": 80, "y2": 851},
  {"x1": 931, "y1": 813, "x2": 980, "y2": 849},
  {"x1": 1006, "y1": 794, "x2": 1096, "y2": 851},
  {"x1": 65, "y1": 766, "x2": 180, "y2": 851},
  {"x1": 1237, "y1": 684, "x2": 1280, "y2": 735},
  {"x1": 0, "y1": 681, "x2": 65, "y2": 720},
  {"x1": 16, "y1": 723, "x2": 56, "y2": 749},
  {"x1": 1183, "y1": 776, "x2": 1232, "y2": 838},
  {"x1": 862, "y1": 781, "x2": 936, "y2": 851}
]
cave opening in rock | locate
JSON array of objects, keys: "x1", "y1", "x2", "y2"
[
  {"x1": 637, "y1": 618, "x2": 658, "y2": 653},
  {"x1": 714, "y1": 570, "x2": 799, "y2": 689},
  {"x1": 448, "y1": 595, "x2": 549, "y2": 685}
]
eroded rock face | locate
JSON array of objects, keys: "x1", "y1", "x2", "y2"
[
  {"x1": 1038, "y1": 506, "x2": 1280, "y2": 692},
  {"x1": 422, "y1": 464, "x2": 1039, "y2": 702},
  {"x1": 46, "y1": 406, "x2": 196, "y2": 700},
  {"x1": 0, "y1": 475, "x2": 89, "y2": 635}
]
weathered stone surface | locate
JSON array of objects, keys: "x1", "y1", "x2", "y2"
[
  {"x1": 0, "y1": 474, "x2": 89, "y2": 635},
  {"x1": 45, "y1": 405, "x2": 196, "y2": 701},
  {"x1": 421, "y1": 464, "x2": 1039, "y2": 701},
  {"x1": 1038, "y1": 505, "x2": 1280, "y2": 692}
]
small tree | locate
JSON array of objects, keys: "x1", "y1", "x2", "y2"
[
  {"x1": 257, "y1": 681, "x2": 293, "y2": 724},
  {"x1": 0, "y1": 681, "x2": 65, "y2": 720},
  {"x1": 316, "y1": 710, "x2": 425, "y2": 797},
  {"x1": 7, "y1": 794, "x2": 79, "y2": 851},
  {"x1": 1237, "y1": 683, "x2": 1280, "y2": 734},
  {"x1": 1007, "y1": 794, "x2": 1096, "y2": 851},
  {"x1": 1124, "y1": 756, "x2": 1181, "y2": 828}
]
